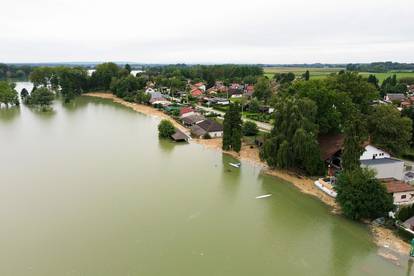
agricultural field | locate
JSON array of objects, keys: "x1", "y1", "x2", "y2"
[{"x1": 263, "y1": 67, "x2": 414, "y2": 83}]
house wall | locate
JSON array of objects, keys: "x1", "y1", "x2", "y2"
[
  {"x1": 208, "y1": 131, "x2": 223, "y2": 138},
  {"x1": 361, "y1": 161, "x2": 404, "y2": 180},
  {"x1": 360, "y1": 145, "x2": 390, "y2": 160},
  {"x1": 393, "y1": 191, "x2": 414, "y2": 205}
]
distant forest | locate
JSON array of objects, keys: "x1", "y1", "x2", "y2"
[
  {"x1": 346, "y1": 62, "x2": 414, "y2": 73},
  {"x1": 0, "y1": 64, "x2": 33, "y2": 80}
]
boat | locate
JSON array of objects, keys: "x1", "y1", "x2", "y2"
[
  {"x1": 256, "y1": 194, "x2": 272, "y2": 199},
  {"x1": 229, "y1": 162, "x2": 241, "y2": 168},
  {"x1": 314, "y1": 178, "x2": 337, "y2": 198}
]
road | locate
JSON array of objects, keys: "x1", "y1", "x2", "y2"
[{"x1": 196, "y1": 105, "x2": 272, "y2": 132}]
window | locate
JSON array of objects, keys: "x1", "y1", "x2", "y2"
[{"x1": 402, "y1": 195, "x2": 407, "y2": 199}]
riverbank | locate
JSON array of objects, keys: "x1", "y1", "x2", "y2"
[{"x1": 82, "y1": 92, "x2": 409, "y2": 258}]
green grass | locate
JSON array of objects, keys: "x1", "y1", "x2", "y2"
[{"x1": 263, "y1": 67, "x2": 414, "y2": 83}]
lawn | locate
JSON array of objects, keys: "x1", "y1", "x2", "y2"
[{"x1": 263, "y1": 67, "x2": 414, "y2": 83}]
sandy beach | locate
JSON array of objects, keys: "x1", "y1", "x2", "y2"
[{"x1": 83, "y1": 92, "x2": 410, "y2": 258}]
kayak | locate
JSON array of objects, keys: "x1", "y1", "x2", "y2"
[
  {"x1": 256, "y1": 194, "x2": 272, "y2": 199},
  {"x1": 229, "y1": 162, "x2": 241, "y2": 168}
]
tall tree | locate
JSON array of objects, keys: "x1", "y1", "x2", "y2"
[
  {"x1": 341, "y1": 112, "x2": 367, "y2": 171},
  {"x1": 253, "y1": 77, "x2": 272, "y2": 103},
  {"x1": 368, "y1": 105, "x2": 412, "y2": 155},
  {"x1": 125, "y1": 64, "x2": 132, "y2": 73},
  {"x1": 223, "y1": 103, "x2": 242, "y2": 152},
  {"x1": 303, "y1": 70, "x2": 310, "y2": 81}
]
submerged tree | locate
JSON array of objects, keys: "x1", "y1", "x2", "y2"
[
  {"x1": 25, "y1": 87, "x2": 54, "y2": 108},
  {"x1": 158, "y1": 120, "x2": 175, "y2": 138},
  {"x1": 223, "y1": 103, "x2": 242, "y2": 152},
  {"x1": 0, "y1": 81, "x2": 19, "y2": 107}
]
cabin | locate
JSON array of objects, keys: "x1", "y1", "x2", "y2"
[
  {"x1": 171, "y1": 129, "x2": 190, "y2": 142},
  {"x1": 181, "y1": 114, "x2": 205, "y2": 126},
  {"x1": 381, "y1": 178, "x2": 414, "y2": 205},
  {"x1": 191, "y1": 119, "x2": 223, "y2": 138}
]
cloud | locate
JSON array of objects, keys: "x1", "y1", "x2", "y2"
[{"x1": 1, "y1": 0, "x2": 413, "y2": 63}]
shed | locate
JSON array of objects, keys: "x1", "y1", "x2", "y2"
[{"x1": 171, "y1": 129, "x2": 190, "y2": 142}]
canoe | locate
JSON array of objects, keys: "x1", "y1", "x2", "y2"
[
  {"x1": 229, "y1": 162, "x2": 241, "y2": 168},
  {"x1": 256, "y1": 194, "x2": 272, "y2": 199}
]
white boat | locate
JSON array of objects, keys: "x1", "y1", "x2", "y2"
[
  {"x1": 256, "y1": 194, "x2": 272, "y2": 199},
  {"x1": 229, "y1": 162, "x2": 241, "y2": 168},
  {"x1": 314, "y1": 178, "x2": 337, "y2": 198}
]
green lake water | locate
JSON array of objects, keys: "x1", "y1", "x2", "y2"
[{"x1": 0, "y1": 83, "x2": 411, "y2": 275}]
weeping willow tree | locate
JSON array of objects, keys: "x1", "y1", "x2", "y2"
[{"x1": 261, "y1": 96, "x2": 324, "y2": 175}]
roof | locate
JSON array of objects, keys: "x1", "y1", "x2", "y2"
[
  {"x1": 180, "y1": 107, "x2": 194, "y2": 116},
  {"x1": 182, "y1": 114, "x2": 205, "y2": 125},
  {"x1": 318, "y1": 134, "x2": 345, "y2": 161},
  {"x1": 190, "y1": 124, "x2": 206, "y2": 137},
  {"x1": 194, "y1": 82, "x2": 204, "y2": 87},
  {"x1": 196, "y1": 119, "x2": 223, "y2": 132},
  {"x1": 171, "y1": 129, "x2": 190, "y2": 141},
  {"x1": 386, "y1": 93, "x2": 406, "y2": 101},
  {"x1": 381, "y1": 178, "x2": 414, "y2": 193},
  {"x1": 191, "y1": 89, "x2": 203, "y2": 97},
  {"x1": 360, "y1": 158, "x2": 404, "y2": 166}
]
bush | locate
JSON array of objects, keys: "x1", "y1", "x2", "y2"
[
  {"x1": 158, "y1": 120, "x2": 175, "y2": 138},
  {"x1": 396, "y1": 204, "x2": 414, "y2": 222},
  {"x1": 243, "y1": 121, "x2": 259, "y2": 136}
]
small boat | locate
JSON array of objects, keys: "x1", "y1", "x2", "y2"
[
  {"x1": 314, "y1": 178, "x2": 337, "y2": 198},
  {"x1": 256, "y1": 194, "x2": 272, "y2": 199},
  {"x1": 229, "y1": 162, "x2": 241, "y2": 168}
]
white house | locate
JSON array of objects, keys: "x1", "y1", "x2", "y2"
[
  {"x1": 360, "y1": 145, "x2": 391, "y2": 160},
  {"x1": 382, "y1": 178, "x2": 414, "y2": 205}
]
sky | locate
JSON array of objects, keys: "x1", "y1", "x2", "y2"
[{"x1": 2, "y1": 0, "x2": 414, "y2": 64}]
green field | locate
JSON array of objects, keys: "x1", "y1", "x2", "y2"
[{"x1": 264, "y1": 67, "x2": 414, "y2": 83}]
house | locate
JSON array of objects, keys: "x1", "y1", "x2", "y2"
[
  {"x1": 191, "y1": 89, "x2": 204, "y2": 98},
  {"x1": 149, "y1": 97, "x2": 171, "y2": 106},
  {"x1": 181, "y1": 114, "x2": 205, "y2": 126},
  {"x1": 190, "y1": 119, "x2": 223, "y2": 138},
  {"x1": 384, "y1": 93, "x2": 406, "y2": 103},
  {"x1": 318, "y1": 134, "x2": 405, "y2": 180},
  {"x1": 244, "y1": 85, "x2": 254, "y2": 98},
  {"x1": 194, "y1": 82, "x2": 206, "y2": 92},
  {"x1": 171, "y1": 129, "x2": 190, "y2": 142},
  {"x1": 179, "y1": 107, "x2": 196, "y2": 118},
  {"x1": 381, "y1": 178, "x2": 414, "y2": 205},
  {"x1": 145, "y1": 87, "x2": 156, "y2": 94}
]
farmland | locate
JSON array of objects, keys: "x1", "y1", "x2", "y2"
[{"x1": 263, "y1": 67, "x2": 414, "y2": 83}]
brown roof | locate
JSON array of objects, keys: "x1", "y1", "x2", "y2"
[
  {"x1": 171, "y1": 129, "x2": 189, "y2": 141},
  {"x1": 318, "y1": 134, "x2": 345, "y2": 161},
  {"x1": 381, "y1": 178, "x2": 414, "y2": 193},
  {"x1": 196, "y1": 119, "x2": 223, "y2": 132}
]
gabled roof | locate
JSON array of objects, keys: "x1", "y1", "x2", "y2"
[
  {"x1": 171, "y1": 129, "x2": 190, "y2": 142},
  {"x1": 180, "y1": 107, "x2": 194, "y2": 116},
  {"x1": 318, "y1": 134, "x2": 345, "y2": 161},
  {"x1": 182, "y1": 114, "x2": 205, "y2": 125},
  {"x1": 191, "y1": 89, "x2": 203, "y2": 97},
  {"x1": 196, "y1": 119, "x2": 223, "y2": 132},
  {"x1": 381, "y1": 178, "x2": 414, "y2": 193}
]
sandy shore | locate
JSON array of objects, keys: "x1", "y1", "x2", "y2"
[{"x1": 82, "y1": 92, "x2": 409, "y2": 257}]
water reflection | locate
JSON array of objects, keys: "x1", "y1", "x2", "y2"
[{"x1": 0, "y1": 107, "x2": 20, "y2": 123}]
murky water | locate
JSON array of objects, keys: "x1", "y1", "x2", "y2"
[{"x1": 0, "y1": 83, "x2": 411, "y2": 275}]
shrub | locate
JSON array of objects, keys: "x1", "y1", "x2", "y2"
[
  {"x1": 158, "y1": 120, "x2": 175, "y2": 138},
  {"x1": 243, "y1": 121, "x2": 259, "y2": 136}
]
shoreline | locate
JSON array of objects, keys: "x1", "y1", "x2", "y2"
[{"x1": 82, "y1": 92, "x2": 410, "y2": 258}]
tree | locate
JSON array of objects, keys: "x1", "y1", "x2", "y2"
[
  {"x1": 367, "y1": 74, "x2": 379, "y2": 90},
  {"x1": 261, "y1": 96, "x2": 324, "y2": 175},
  {"x1": 401, "y1": 106, "x2": 414, "y2": 147},
  {"x1": 335, "y1": 168, "x2": 393, "y2": 220},
  {"x1": 158, "y1": 120, "x2": 175, "y2": 138},
  {"x1": 243, "y1": 121, "x2": 259, "y2": 136},
  {"x1": 341, "y1": 112, "x2": 367, "y2": 171},
  {"x1": 303, "y1": 70, "x2": 310, "y2": 81},
  {"x1": 90, "y1": 62, "x2": 120, "y2": 90},
  {"x1": 368, "y1": 105, "x2": 412, "y2": 155},
  {"x1": 20, "y1": 88, "x2": 29, "y2": 99},
  {"x1": 26, "y1": 87, "x2": 54, "y2": 107},
  {"x1": 125, "y1": 64, "x2": 132, "y2": 73},
  {"x1": 274, "y1": 72, "x2": 295, "y2": 84},
  {"x1": 248, "y1": 98, "x2": 261, "y2": 113},
  {"x1": 223, "y1": 103, "x2": 242, "y2": 152},
  {"x1": 0, "y1": 81, "x2": 19, "y2": 107},
  {"x1": 252, "y1": 77, "x2": 272, "y2": 103}
]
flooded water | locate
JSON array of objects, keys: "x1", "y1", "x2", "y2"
[{"x1": 0, "y1": 83, "x2": 411, "y2": 275}]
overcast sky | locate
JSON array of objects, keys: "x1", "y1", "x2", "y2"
[{"x1": 2, "y1": 0, "x2": 413, "y2": 64}]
